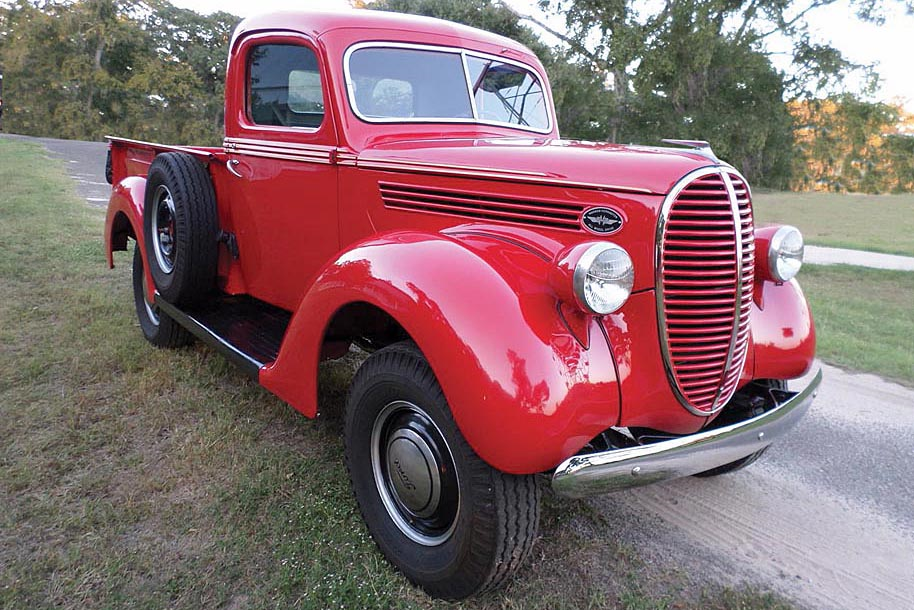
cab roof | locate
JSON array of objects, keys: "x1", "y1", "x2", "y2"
[{"x1": 231, "y1": 9, "x2": 534, "y2": 56}]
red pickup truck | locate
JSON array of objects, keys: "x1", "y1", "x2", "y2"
[{"x1": 104, "y1": 9, "x2": 820, "y2": 599}]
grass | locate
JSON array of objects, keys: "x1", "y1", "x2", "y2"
[
  {"x1": 799, "y1": 265, "x2": 914, "y2": 385},
  {"x1": 0, "y1": 137, "x2": 795, "y2": 610},
  {"x1": 753, "y1": 191, "x2": 914, "y2": 257}
]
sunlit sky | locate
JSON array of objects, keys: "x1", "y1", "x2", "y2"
[{"x1": 170, "y1": 0, "x2": 914, "y2": 113}]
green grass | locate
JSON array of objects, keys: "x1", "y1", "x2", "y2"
[
  {"x1": 753, "y1": 191, "x2": 914, "y2": 257},
  {"x1": 800, "y1": 265, "x2": 914, "y2": 385},
  {"x1": 0, "y1": 137, "x2": 794, "y2": 610}
]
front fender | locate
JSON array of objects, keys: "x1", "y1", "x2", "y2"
[
  {"x1": 261, "y1": 231, "x2": 621, "y2": 474},
  {"x1": 751, "y1": 278, "x2": 816, "y2": 380}
]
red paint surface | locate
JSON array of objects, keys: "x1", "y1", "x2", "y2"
[{"x1": 103, "y1": 10, "x2": 816, "y2": 474}]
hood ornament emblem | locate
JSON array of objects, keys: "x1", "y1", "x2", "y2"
[
  {"x1": 582, "y1": 207, "x2": 624, "y2": 234},
  {"x1": 661, "y1": 139, "x2": 719, "y2": 163}
]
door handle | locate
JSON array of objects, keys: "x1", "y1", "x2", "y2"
[{"x1": 227, "y1": 159, "x2": 243, "y2": 179}]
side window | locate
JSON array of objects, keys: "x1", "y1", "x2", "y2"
[
  {"x1": 249, "y1": 44, "x2": 324, "y2": 128},
  {"x1": 465, "y1": 56, "x2": 548, "y2": 130}
]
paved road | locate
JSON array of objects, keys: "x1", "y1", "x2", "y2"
[
  {"x1": 1, "y1": 134, "x2": 109, "y2": 207},
  {"x1": 8, "y1": 134, "x2": 914, "y2": 608},
  {"x1": 599, "y1": 364, "x2": 914, "y2": 610},
  {"x1": 805, "y1": 245, "x2": 914, "y2": 271}
]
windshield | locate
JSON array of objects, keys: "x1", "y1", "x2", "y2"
[{"x1": 345, "y1": 44, "x2": 551, "y2": 133}]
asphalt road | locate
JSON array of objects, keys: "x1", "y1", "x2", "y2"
[
  {"x1": 600, "y1": 364, "x2": 914, "y2": 610},
  {"x1": 805, "y1": 245, "x2": 914, "y2": 271},
  {"x1": 7, "y1": 134, "x2": 914, "y2": 610},
  {"x1": 1, "y1": 134, "x2": 110, "y2": 207}
]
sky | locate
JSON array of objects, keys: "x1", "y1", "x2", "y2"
[{"x1": 169, "y1": 0, "x2": 914, "y2": 113}]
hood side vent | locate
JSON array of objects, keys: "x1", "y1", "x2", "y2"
[{"x1": 379, "y1": 181, "x2": 584, "y2": 231}]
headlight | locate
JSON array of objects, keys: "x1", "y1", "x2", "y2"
[
  {"x1": 573, "y1": 243, "x2": 634, "y2": 314},
  {"x1": 768, "y1": 225, "x2": 804, "y2": 282}
]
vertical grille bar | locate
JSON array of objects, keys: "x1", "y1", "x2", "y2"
[{"x1": 655, "y1": 168, "x2": 755, "y2": 416}]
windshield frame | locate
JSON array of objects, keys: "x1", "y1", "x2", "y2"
[{"x1": 342, "y1": 41, "x2": 553, "y2": 135}]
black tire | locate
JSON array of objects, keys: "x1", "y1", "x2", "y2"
[
  {"x1": 344, "y1": 342, "x2": 540, "y2": 599},
  {"x1": 142, "y1": 152, "x2": 218, "y2": 307},
  {"x1": 105, "y1": 148, "x2": 113, "y2": 185},
  {"x1": 693, "y1": 379, "x2": 788, "y2": 478},
  {"x1": 132, "y1": 243, "x2": 191, "y2": 348}
]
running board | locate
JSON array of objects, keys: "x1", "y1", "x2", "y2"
[{"x1": 155, "y1": 293, "x2": 291, "y2": 378}]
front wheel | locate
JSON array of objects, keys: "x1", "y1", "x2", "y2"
[{"x1": 344, "y1": 342, "x2": 540, "y2": 599}]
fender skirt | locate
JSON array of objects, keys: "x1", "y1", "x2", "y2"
[{"x1": 260, "y1": 231, "x2": 621, "y2": 475}]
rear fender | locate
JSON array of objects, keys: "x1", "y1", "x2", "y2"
[
  {"x1": 105, "y1": 176, "x2": 155, "y2": 299},
  {"x1": 260, "y1": 231, "x2": 621, "y2": 474}
]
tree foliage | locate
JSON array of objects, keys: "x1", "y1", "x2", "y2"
[
  {"x1": 372, "y1": 0, "x2": 911, "y2": 191},
  {"x1": 0, "y1": 0, "x2": 238, "y2": 144},
  {"x1": 369, "y1": 0, "x2": 611, "y2": 140},
  {"x1": 791, "y1": 96, "x2": 914, "y2": 192},
  {"x1": 0, "y1": 0, "x2": 910, "y2": 192}
]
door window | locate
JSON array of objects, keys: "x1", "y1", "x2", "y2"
[{"x1": 249, "y1": 44, "x2": 324, "y2": 128}]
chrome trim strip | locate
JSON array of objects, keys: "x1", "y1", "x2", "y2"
[
  {"x1": 227, "y1": 149, "x2": 334, "y2": 164},
  {"x1": 225, "y1": 137, "x2": 336, "y2": 154},
  {"x1": 358, "y1": 158, "x2": 657, "y2": 195},
  {"x1": 364, "y1": 156, "x2": 549, "y2": 177},
  {"x1": 106, "y1": 135, "x2": 215, "y2": 159},
  {"x1": 551, "y1": 369, "x2": 822, "y2": 498},
  {"x1": 713, "y1": 171, "x2": 745, "y2": 410},
  {"x1": 336, "y1": 151, "x2": 359, "y2": 166},
  {"x1": 342, "y1": 41, "x2": 554, "y2": 135},
  {"x1": 229, "y1": 145, "x2": 331, "y2": 160},
  {"x1": 223, "y1": 137, "x2": 334, "y2": 165},
  {"x1": 459, "y1": 51, "x2": 480, "y2": 121}
]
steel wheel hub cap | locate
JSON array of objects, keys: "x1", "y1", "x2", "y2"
[
  {"x1": 371, "y1": 400, "x2": 459, "y2": 546},
  {"x1": 151, "y1": 185, "x2": 176, "y2": 274},
  {"x1": 386, "y1": 428, "x2": 440, "y2": 517}
]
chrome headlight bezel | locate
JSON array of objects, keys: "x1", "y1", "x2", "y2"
[
  {"x1": 572, "y1": 243, "x2": 634, "y2": 315},
  {"x1": 768, "y1": 225, "x2": 804, "y2": 282}
]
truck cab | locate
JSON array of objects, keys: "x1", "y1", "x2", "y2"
[{"x1": 104, "y1": 9, "x2": 820, "y2": 599}]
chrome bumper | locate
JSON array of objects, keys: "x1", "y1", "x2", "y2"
[{"x1": 551, "y1": 369, "x2": 822, "y2": 498}]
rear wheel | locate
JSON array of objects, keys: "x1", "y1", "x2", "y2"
[
  {"x1": 132, "y1": 243, "x2": 190, "y2": 348},
  {"x1": 344, "y1": 342, "x2": 540, "y2": 599}
]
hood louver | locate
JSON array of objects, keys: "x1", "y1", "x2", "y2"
[{"x1": 379, "y1": 182, "x2": 585, "y2": 231}]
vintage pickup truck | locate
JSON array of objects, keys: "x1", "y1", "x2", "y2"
[{"x1": 104, "y1": 9, "x2": 820, "y2": 599}]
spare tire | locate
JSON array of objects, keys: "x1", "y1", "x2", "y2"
[{"x1": 143, "y1": 152, "x2": 218, "y2": 307}]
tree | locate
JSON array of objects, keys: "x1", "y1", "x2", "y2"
[
  {"x1": 368, "y1": 0, "x2": 611, "y2": 140},
  {"x1": 791, "y1": 96, "x2": 914, "y2": 192},
  {"x1": 369, "y1": 0, "x2": 799, "y2": 185},
  {"x1": 495, "y1": 0, "x2": 910, "y2": 187},
  {"x1": 629, "y1": 1, "x2": 796, "y2": 187},
  {"x1": 0, "y1": 0, "x2": 239, "y2": 144}
]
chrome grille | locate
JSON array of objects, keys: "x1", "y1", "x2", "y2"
[{"x1": 656, "y1": 169, "x2": 755, "y2": 415}]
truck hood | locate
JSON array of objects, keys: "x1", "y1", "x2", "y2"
[{"x1": 356, "y1": 137, "x2": 718, "y2": 195}]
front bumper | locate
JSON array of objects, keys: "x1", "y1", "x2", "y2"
[{"x1": 551, "y1": 369, "x2": 822, "y2": 498}]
